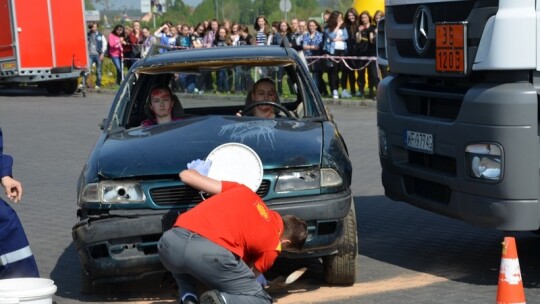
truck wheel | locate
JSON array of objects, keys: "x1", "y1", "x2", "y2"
[
  {"x1": 62, "y1": 79, "x2": 78, "y2": 95},
  {"x1": 45, "y1": 83, "x2": 62, "y2": 95},
  {"x1": 323, "y1": 202, "x2": 358, "y2": 285}
]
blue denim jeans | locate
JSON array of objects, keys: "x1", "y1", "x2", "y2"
[
  {"x1": 110, "y1": 56, "x2": 123, "y2": 85},
  {"x1": 84, "y1": 54, "x2": 102, "y2": 87}
]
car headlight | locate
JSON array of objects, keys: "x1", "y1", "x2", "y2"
[
  {"x1": 79, "y1": 182, "x2": 146, "y2": 204},
  {"x1": 275, "y1": 168, "x2": 342, "y2": 193},
  {"x1": 465, "y1": 143, "x2": 503, "y2": 181}
]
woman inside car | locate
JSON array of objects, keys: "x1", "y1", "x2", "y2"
[
  {"x1": 238, "y1": 78, "x2": 287, "y2": 118},
  {"x1": 141, "y1": 85, "x2": 183, "y2": 126}
]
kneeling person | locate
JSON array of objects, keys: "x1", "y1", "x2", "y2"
[{"x1": 158, "y1": 159, "x2": 308, "y2": 304}]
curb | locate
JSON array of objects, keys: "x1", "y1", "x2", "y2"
[{"x1": 84, "y1": 88, "x2": 376, "y2": 107}]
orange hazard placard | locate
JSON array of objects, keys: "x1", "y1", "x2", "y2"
[{"x1": 435, "y1": 23, "x2": 466, "y2": 73}]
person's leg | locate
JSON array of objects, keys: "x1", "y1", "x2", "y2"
[
  {"x1": 111, "y1": 57, "x2": 122, "y2": 85},
  {"x1": 182, "y1": 232, "x2": 272, "y2": 304},
  {"x1": 95, "y1": 56, "x2": 103, "y2": 87},
  {"x1": 158, "y1": 227, "x2": 199, "y2": 301},
  {"x1": 0, "y1": 200, "x2": 39, "y2": 279}
]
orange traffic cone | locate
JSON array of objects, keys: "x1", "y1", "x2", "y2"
[{"x1": 497, "y1": 236, "x2": 526, "y2": 304}]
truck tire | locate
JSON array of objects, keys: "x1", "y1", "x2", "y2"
[
  {"x1": 62, "y1": 79, "x2": 78, "y2": 95},
  {"x1": 323, "y1": 202, "x2": 358, "y2": 285},
  {"x1": 45, "y1": 83, "x2": 62, "y2": 95}
]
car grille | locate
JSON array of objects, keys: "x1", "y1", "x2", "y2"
[{"x1": 150, "y1": 180, "x2": 271, "y2": 206}]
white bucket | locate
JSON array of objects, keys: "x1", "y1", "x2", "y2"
[{"x1": 0, "y1": 278, "x2": 57, "y2": 304}]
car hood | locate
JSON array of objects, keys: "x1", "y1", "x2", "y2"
[{"x1": 98, "y1": 116, "x2": 323, "y2": 178}]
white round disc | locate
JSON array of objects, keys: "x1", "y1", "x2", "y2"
[{"x1": 206, "y1": 143, "x2": 263, "y2": 192}]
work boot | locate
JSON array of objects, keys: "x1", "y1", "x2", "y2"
[{"x1": 200, "y1": 290, "x2": 226, "y2": 304}]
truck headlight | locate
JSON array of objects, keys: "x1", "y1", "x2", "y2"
[
  {"x1": 80, "y1": 182, "x2": 145, "y2": 204},
  {"x1": 465, "y1": 143, "x2": 503, "y2": 181},
  {"x1": 378, "y1": 127, "x2": 388, "y2": 157},
  {"x1": 275, "y1": 168, "x2": 342, "y2": 193}
]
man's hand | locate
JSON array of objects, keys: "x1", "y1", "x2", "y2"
[
  {"x1": 256, "y1": 274, "x2": 267, "y2": 287},
  {"x1": 1, "y1": 176, "x2": 23, "y2": 203},
  {"x1": 186, "y1": 159, "x2": 212, "y2": 176}
]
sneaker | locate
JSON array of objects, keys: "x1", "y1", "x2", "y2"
[
  {"x1": 200, "y1": 290, "x2": 226, "y2": 304},
  {"x1": 341, "y1": 89, "x2": 352, "y2": 98},
  {"x1": 355, "y1": 91, "x2": 363, "y2": 97},
  {"x1": 94, "y1": 85, "x2": 101, "y2": 92},
  {"x1": 332, "y1": 90, "x2": 339, "y2": 99}
]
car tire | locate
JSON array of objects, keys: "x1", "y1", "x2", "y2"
[{"x1": 323, "y1": 201, "x2": 358, "y2": 285}]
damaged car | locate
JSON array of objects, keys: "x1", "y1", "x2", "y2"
[{"x1": 72, "y1": 43, "x2": 357, "y2": 293}]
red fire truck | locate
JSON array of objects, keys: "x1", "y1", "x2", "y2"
[{"x1": 0, "y1": 0, "x2": 88, "y2": 94}]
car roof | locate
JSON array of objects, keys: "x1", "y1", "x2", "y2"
[{"x1": 132, "y1": 45, "x2": 301, "y2": 74}]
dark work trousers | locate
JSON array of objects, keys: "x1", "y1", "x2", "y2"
[
  {"x1": 0, "y1": 199, "x2": 39, "y2": 279},
  {"x1": 328, "y1": 49, "x2": 345, "y2": 92},
  {"x1": 158, "y1": 227, "x2": 273, "y2": 304}
]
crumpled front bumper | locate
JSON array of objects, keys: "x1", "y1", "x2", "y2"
[{"x1": 72, "y1": 189, "x2": 353, "y2": 283}]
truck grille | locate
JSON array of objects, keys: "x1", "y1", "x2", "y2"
[
  {"x1": 150, "y1": 180, "x2": 271, "y2": 206},
  {"x1": 393, "y1": 2, "x2": 477, "y2": 24},
  {"x1": 384, "y1": 0, "x2": 498, "y2": 74}
]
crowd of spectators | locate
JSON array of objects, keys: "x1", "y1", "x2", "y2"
[{"x1": 86, "y1": 7, "x2": 386, "y2": 100}]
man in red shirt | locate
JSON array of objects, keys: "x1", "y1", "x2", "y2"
[{"x1": 158, "y1": 159, "x2": 308, "y2": 304}]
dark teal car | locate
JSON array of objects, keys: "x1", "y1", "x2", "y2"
[{"x1": 72, "y1": 44, "x2": 356, "y2": 293}]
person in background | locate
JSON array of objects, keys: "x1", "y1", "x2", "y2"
[
  {"x1": 158, "y1": 159, "x2": 307, "y2": 304},
  {"x1": 271, "y1": 20, "x2": 295, "y2": 95},
  {"x1": 342, "y1": 7, "x2": 360, "y2": 98},
  {"x1": 203, "y1": 19, "x2": 219, "y2": 92},
  {"x1": 84, "y1": 22, "x2": 106, "y2": 91},
  {"x1": 236, "y1": 25, "x2": 254, "y2": 93},
  {"x1": 154, "y1": 21, "x2": 176, "y2": 52},
  {"x1": 0, "y1": 128, "x2": 40, "y2": 279},
  {"x1": 324, "y1": 10, "x2": 348, "y2": 100},
  {"x1": 213, "y1": 27, "x2": 232, "y2": 93},
  {"x1": 373, "y1": 10, "x2": 388, "y2": 80},
  {"x1": 108, "y1": 24, "x2": 126, "y2": 85},
  {"x1": 141, "y1": 26, "x2": 157, "y2": 58},
  {"x1": 126, "y1": 20, "x2": 143, "y2": 70},
  {"x1": 356, "y1": 10, "x2": 377, "y2": 99},
  {"x1": 318, "y1": 9, "x2": 332, "y2": 97},
  {"x1": 303, "y1": 19, "x2": 324, "y2": 90},
  {"x1": 176, "y1": 24, "x2": 193, "y2": 50},
  {"x1": 254, "y1": 16, "x2": 271, "y2": 47}
]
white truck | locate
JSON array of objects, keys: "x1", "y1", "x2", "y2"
[{"x1": 377, "y1": 0, "x2": 540, "y2": 231}]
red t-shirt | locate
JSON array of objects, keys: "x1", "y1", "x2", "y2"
[{"x1": 174, "y1": 181, "x2": 283, "y2": 273}]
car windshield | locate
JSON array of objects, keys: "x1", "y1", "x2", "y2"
[{"x1": 105, "y1": 47, "x2": 326, "y2": 131}]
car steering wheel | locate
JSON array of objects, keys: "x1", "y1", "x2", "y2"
[{"x1": 243, "y1": 101, "x2": 293, "y2": 118}]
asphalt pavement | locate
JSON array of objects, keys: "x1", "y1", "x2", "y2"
[{"x1": 1, "y1": 88, "x2": 539, "y2": 304}]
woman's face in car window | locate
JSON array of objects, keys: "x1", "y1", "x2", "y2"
[{"x1": 251, "y1": 80, "x2": 277, "y2": 118}]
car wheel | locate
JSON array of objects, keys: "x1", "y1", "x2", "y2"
[{"x1": 323, "y1": 201, "x2": 358, "y2": 285}]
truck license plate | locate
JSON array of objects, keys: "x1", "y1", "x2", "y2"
[
  {"x1": 435, "y1": 23, "x2": 466, "y2": 73},
  {"x1": 405, "y1": 130, "x2": 433, "y2": 153}
]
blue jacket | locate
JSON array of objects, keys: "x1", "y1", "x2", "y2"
[
  {"x1": 0, "y1": 128, "x2": 13, "y2": 178},
  {"x1": 87, "y1": 31, "x2": 106, "y2": 55}
]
